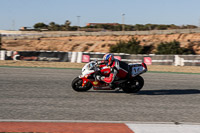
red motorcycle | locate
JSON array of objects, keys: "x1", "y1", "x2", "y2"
[{"x1": 71, "y1": 61, "x2": 147, "y2": 93}]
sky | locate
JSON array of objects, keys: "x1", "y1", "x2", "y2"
[{"x1": 1, "y1": 0, "x2": 200, "y2": 30}]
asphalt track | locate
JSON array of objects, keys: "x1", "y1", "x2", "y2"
[{"x1": 0, "y1": 67, "x2": 200, "y2": 123}]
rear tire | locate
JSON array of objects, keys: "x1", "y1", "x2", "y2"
[
  {"x1": 71, "y1": 77, "x2": 92, "y2": 92},
  {"x1": 122, "y1": 76, "x2": 144, "y2": 93}
]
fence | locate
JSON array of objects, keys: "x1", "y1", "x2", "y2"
[
  {"x1": 1, "y1": 28, "x2": 200, "y2": 40},
  {"x1": 0, "y1": 50, "x2": 200, "y2": 66}
]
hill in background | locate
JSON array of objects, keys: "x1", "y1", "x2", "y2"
[{"x1": 2, "y1": 33, "x2": 200, "y2": 54}]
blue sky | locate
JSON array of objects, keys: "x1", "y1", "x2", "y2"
[{"x1": 1, "y1": 0, "x2": 200, "y2": 30}]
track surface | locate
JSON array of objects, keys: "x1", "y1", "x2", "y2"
[{"x1": 0, "y1": 67, "x2": 200, "y2": 123}]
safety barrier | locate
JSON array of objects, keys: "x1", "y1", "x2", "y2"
[
  {"x1": 0, "y1": 50, "x2": 13, "y2": 60},
  {"x1": 1, "y1": 28, "x2": 200, "y2": 40},
  {"x1": 0, "y1": 50, "x2": 200, "y2": 66},
  {"x1": 176, "y1": 55, "x2": 200, "y2": 66}
]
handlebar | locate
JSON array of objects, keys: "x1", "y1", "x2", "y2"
[{"x1": 94, "y1": 60, "x2": 106, "y2": 65}]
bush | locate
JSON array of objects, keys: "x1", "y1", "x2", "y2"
[
  {"x1": 156, "y1": 40, "x2": 195, "y2": 54},
  {"x1": 109, "y1": 37, "x2": 142, "y2": 54},
  {"x1": 34, "y1": 22, "x2": 48, "y2": 29},
  {"x1": 140, "y1": 45, "x2": 154, "y2": 54}
]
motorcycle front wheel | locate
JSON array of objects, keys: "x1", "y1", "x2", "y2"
[
  {"x1": 122, "y1": 75, "x2": 144, "y2": 93},
  {"x1": 71, "y1": 77, "x2": 92, "y2": 92}
]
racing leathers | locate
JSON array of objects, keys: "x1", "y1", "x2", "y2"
[{"x1": 97, "y1": 59, "x2": 129, "y2": 84}]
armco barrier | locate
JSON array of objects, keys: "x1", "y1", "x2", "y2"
[
  {"x1": 82, "y1": 52, "x2": 144, "y2": 63},
  {"x1": 0, "y1": 50, "x2": 200, "y2": 66},
  {"x1": 179, "y1": 55, "x2": 200, "y2": 66},
  {"x1": 2, "y1": 28, "x2": 200, "y2": 40},
  {"x1": 150, "y1": 55, "x2": 174, "y2": 65}
]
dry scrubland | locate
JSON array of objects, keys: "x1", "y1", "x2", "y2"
[
  {"x1": 0, "y1": 60, "x2": 200, "y2": 73},
  {"x1": 2, "y1": 33, "x2": 200, "y2": 54}
]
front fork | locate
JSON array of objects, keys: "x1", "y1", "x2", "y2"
[{"x1": 79, "y1": 75, "x2": 110, "y2": 89}]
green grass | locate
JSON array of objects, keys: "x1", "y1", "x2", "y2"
[{"x1": 1, "y1": 65, "x2": 200, "y2": 75}]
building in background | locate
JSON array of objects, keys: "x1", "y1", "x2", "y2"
[{"x1": 86, "y1": 23, "x2": 119, "y2": 26}]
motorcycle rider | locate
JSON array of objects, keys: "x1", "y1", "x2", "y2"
[{"x1": 96, "y1": 53, "x2": 129, "y2": 88}]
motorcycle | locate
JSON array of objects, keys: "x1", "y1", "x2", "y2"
[{"x1": 71, "y1": 60, "x2": 147, "y2": 93}]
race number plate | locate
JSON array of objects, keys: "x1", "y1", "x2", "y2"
[{"x1": 131, "y1": 64, "x2": 145, "y2": 77}]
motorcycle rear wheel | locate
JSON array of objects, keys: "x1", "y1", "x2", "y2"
[
  {"x1": 71, "y1": 77, "x2": 92, "y2": 92},
  {"x1": 122, "y1": 75, "x2": 144, "y2": 93}
]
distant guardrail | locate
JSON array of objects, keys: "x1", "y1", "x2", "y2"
[
  {"x1": 1, "y1": 28, "x2": 200, "y2": 40},
  {"x1": 0, "y1": 50, "x2": 200, "y2": 66}
]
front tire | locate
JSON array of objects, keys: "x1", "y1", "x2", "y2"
[
  {"x1": 122, "y1": 76, "x2": 144, "y2": 93},
  {"x1": 71, "y1": 77, "x2": 92, "y2": 92}
]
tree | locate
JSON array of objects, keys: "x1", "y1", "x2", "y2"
[
  {"x1": 110, "y1": 37, "x2": 142, "y2": 54},
  {"x1": 156, "y1": 40, "x2": 195, "y2": 54},
  {"x1": 48, "y1": 22, "x2": 57, "y2": 30},
  {"x1": 34, "y1": 22, "x2": 48, "y2": 29},
  {"x1": 140, "y1": 45, "x2": 154, "y2": 54},
  {"x1": 64, "y1": 20, "x2": 71, "y2": 30}
]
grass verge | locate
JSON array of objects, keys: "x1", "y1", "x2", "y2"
[{"x1": 0, "y1": 60, "x2": 200, "y2": 74}]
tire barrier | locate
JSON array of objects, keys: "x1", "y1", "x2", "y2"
[{"x1": 0, "y1": 50, "x2": 200, "y2": 66}]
